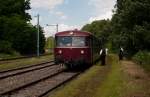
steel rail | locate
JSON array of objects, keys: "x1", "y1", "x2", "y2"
[
  {"x1": 0, "y1": 61, "x2": 54, "y2": 79},
  {"x1": 0, "y1": 53, "x2": 52, "y2": 61},
  {"x1": 0, "y1": 69, "x2": 64, "y2": 96}
]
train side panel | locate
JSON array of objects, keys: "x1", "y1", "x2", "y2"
[{"x1": 91, "y1": 36, "x2": 101, "y2": 64}]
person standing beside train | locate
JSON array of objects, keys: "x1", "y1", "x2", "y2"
[
  {"x1": 100, "y1": 48, "x2": 108, "y2": 65},
  {"x1": 118, "y1": 47, "x2": 124, "y2": 60}
]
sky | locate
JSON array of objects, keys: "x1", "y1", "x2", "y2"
[{"x1": 29, "y1": 0, "x2": 116, "y2": 37}]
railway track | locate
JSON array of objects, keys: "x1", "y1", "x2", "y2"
[
  {"x1": 0, "y1": 61, "x2": 80, "y2": 97},
  {"x1": 0, "y1": 62, "x2": 65, "y2": 96},
  {"x1": 0, "y1": 53, "x2": 52, "y2": 62},
  {"x1": 0, "y1": 61, "x2": 54, "y2": 79},
  {"x1": 2, "y1": 72, "x2": 79, "y2": 97}
]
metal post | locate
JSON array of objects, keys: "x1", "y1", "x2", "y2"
[
  {"x1": 37, "y1": 14, "x2": 40, "y2": 56},
  {"x1": 56, "y1": 24, "x2": 58, "y2": 33}
]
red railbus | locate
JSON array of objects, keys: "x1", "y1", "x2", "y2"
[{"x1": 54, "y1": 30, "x2": 101, "y2": 69}]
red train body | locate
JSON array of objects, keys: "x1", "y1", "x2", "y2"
[{"x1": 54, "y1": 30, "x2": 100, "y2": 69}]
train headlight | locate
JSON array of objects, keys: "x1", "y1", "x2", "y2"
[
  {"x1": 70, "y1": 32, "x2": 74, "y2": 35},
  {"x1": 58, "y1": 50, "x2": 62, "y2": 54},
  {"x1": 81, "y1": 50, "x2": 84, "y2": 54}
]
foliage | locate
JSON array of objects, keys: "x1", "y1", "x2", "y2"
[
  {"x1": 0, "y1": 0, "x2": 31, "y2": 21},
  {"x1": 0, "y1": 40, "x2": 13, "y2": 54},
  {"x1": 111, "y1": 0, "x2": 150, "y2": 56},
  {"x1": 0, "y1": 0, "x2": 46, "y2": 55},
  {"x1": 45, "y1": 36, "x2": 54, "y2": 49},
  {"x1": 0, "y1": 52, "x2": 20, "y2": 60},
  {"x1": 82, "y1": 19, "x2": 112, "y2": 47},
  {"x1": 133, "y1": 51, "x2": 150, "y2": 71},
  {"x1": 81, "y1": 0, "x2": 150, "y2": 59},
  {"x1": 44, "y1": 36, "x2": 54, "y2": 53},
  {"x1": 38, "y1": 26, "x2": 46, "y2": 54}
]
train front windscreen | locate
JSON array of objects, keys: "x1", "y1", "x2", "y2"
[{"x1": 56, "y1": 36, "x2": 86, "y2": 47}]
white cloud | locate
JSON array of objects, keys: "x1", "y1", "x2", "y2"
[
  {"x1": 31, "y1": 0, "x2": 64, "y2": 10},
  {"x1": 58, "y1": 24, "x2": 81, "y2": 31},
  {"x1": 44, "y1": 24, "x2": 81, "y2": 37},
  {"x1": 55, "y1": 11, "x2": 68, "y2": 20},
  {"x1": 89, "y1": 11, "x2": 112, "y2": 23},
  {"x1": 88, "y1": 0, "x2": 116, "y2": 14},
  {"x1": 88, "y1": 0, "x2": 116, "y2": 22}
]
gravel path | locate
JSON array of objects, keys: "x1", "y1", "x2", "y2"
[
  {"x1": 0, "y1": 65, "x2": 63, "y2": 95},
  {"x1": 121, "y1": 61, "x2": 150, "y2": 97}
]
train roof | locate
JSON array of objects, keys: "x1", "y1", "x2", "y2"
[{"x1": 55, "y1": 30, "x2": 92, "y2": 36}]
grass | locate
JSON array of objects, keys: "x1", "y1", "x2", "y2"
[
  {"x1": 0, "y1": 53, "x2": 21, "y2": 60},
  {"x1": 49, "y1": 66, "x2": 108, "y2": 97},
  {"x1": 94, "y1": 55, "x2": 125, "y2": 97},
  {"x1": 49, "y1": 55, "x2": 150, "y2": 97},
  {"x1": 0, "y1": 55, "x2": 53, "y2": 71},
  {"x1": 94, "y1": 55, "x2": 149, "y2": 97},
  {"x1": 49, "y1": 55, "x2": 113, "y2": 97}
]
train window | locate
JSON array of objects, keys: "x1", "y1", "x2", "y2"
[
  {"x1": 72, "y1": 37, "x2": 85, "y2": 47},
  {"x1": 57, "y1": 36, "x2": 72, "y2": 47},
  {"x1": 56, "y1": 36, "x2": 87, "y2": 47},
  {"x1": 86, "y1": 37, "x2": 91, "y2": 46}
]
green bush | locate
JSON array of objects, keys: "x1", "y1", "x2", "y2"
[
  {"x1": 133, "y1": 51, "x2": 150, "y2": 71},
  {"x1": 0, "y1": 41, "x2": 13, "y2": 54}
]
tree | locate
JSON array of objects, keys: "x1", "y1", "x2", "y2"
[
  {"x1": 82, "y1": 20, "x2": 112, "y2": 47},
  {"x1": 0, "y1": 0, "x2": 46, "y2": 55},
  {"x1": 111, "y1": 0, "x2": 150, "y2": 56},
  {"x1": 0, "y1": 0, "x2": 31, "y2": 21},
  {"x1": 45, "y1": 36, "x2": 54, "y2": 49}
]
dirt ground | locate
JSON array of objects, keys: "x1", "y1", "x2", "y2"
[{"x1": 121, "y1": 61, "x2": 150, "y2": 97}]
